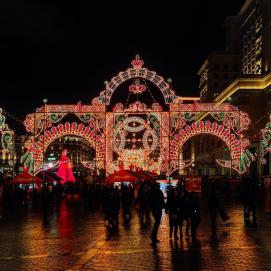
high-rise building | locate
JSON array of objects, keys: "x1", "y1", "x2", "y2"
[
  {"x1": 225, "y1": 0, "x2": 271, "y2": 75},
  {"x1": 199, "y1": 0, "x2": 271, "y2": 102},
  {"x1": 198, "y1": 0, "x2": 271, "y2": 177},
  {"x1": 198, "y1": 52, "x2": 240, "y2": 101}
]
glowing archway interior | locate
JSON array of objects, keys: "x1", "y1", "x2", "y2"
[
  {"x1": 92, "y1": 55, "x2": 177, "y2": 105},
  {"x1": 22, "y1": 122, "x2": 104, "y2": 175},
  {"x1": 170, "y1": 121, "x2": 246, "y2": 174},
  {"x1": 168, "y1": 103, "x2": 254, "y2": 175}
]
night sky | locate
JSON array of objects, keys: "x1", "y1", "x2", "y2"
[{"x1": 1, "y1": 0, "x2": 246, "y2": 120}]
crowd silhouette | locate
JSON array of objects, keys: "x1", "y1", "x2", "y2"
[
  {"x1": 102, "y1": 179, "x2": 227, "y2": 245},
  {"x1": 100, "y1": 176, "x2": 260, "y2": 245},
  {"x1": 0, "y1": 174, "x2": 260, "y2": 244}
]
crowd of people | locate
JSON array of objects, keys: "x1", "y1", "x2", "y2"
[
  {"x1": 100, "y1": 176, "x2": 261, "y2": 245},
  {"x1": 0, "y1": 174, "x2": 260, "y2": 244},
  {"x1": 101, "y1": 179, "x2": 234, "y2": 245}
]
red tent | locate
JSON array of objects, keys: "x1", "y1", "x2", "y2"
[
  {"x1": 127, "y1": 170, "x2": 152, "y2": 181},
  {"x1": 12, "y1": 171, "x2": 43, "y2": 185},
  {"x1": 106, "y1": 169, "x2": 139, "y2": 183}
]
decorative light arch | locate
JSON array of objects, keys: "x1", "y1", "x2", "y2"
[
  {"x1": 168, "y1": 103, "x2": 255, "y2": 175},
  {"x1": 261, "y1": 115, "x2": 271, "y2": 158},
  {"x1": 21, "y1": 122, "x2": 104, "y2": 175},
  {"x1": 0, "y1": 108, "x2": 14, "y2": 156},
  {"x1": 170, "y1": 120, "x2": 254, "y2": 174},
  {"x1": 92, "y1": 55, "x2": 177, "y2": 105}
]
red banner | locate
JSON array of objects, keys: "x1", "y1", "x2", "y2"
[{"x1": 185, "y1": 176, "x2": 201, "y2": 192}]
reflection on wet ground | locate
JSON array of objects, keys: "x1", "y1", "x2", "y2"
[{"x1": 0, "y1": 198, "x2": 271, "y2": 270}]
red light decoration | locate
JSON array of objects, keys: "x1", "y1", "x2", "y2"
[
  {"x1": 92, "y1": 55, "x2": 176, "y2": 105},
  {"x1": 21, "y1": 57, "x2": 254, "y2": 176},
  {"x1": 23, "y1": 122, "x2": 104, "y2": 175},
  {"x1": 129, "y1": 79, "x2": 146, "y2": 94},
  {"x1": 0, "y1": 108, "x2": 14, "y2": 156}
]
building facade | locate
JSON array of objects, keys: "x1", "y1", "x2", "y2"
[
  {"x1": 199, "y1": 0, "x2": 271, "y2": 177},
  {"x1": 198, "y1": 52, "x2": 240, "y2": 101}
]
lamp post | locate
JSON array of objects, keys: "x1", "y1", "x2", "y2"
[{"x1": 42, "y1": 98, "x2": 48, "y2": 211}]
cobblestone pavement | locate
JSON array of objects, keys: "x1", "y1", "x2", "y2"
[{"x1": 1, "y1": 198, "x2": 271, "y2": 271}]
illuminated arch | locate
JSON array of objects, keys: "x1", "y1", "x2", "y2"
[
  {"x1": 261, "y1": 114, "x2": 271, "y2": 157},
  {"x1": 92, "y1": 55, "x2": 177, "y2": 105},
  {"x1": 0, "y1": 108, "x2": 14, "y2": 156},
  {"x1": 22, "y1": 122, "x2": 105, "y2": 175},
  {"x1": 170, "y1": 120, "x2": 253, "y2": 174}
]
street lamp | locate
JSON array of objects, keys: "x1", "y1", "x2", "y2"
[{"x1": 42, "y1": 98, "x2": 47, "y2": 211}]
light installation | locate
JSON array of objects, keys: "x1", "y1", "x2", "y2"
[
  {"x1": 169, "y1": 103, "x2": 254, "y2": 174},
  {"x1": 22, "y1": 107, "x2": 105, "y2": 175},
  {"x1": 261, "y1": 115, "x2": 271, "y2": 158},
  {"x1": 57, "y1": 149, "x2": 75, "y2": 184},
  {"x1": 92, "y1": 54, "x2": 177, "y2": 105},
  {"x1": 21, "y1": 56, "x2": 254, "y2": 176},
  {"x1": 0, "y1": 108, "x2": 14, "y2": 158}
]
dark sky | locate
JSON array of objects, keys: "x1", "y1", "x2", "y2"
[{"x1": 1, "y1": 0, "x2": 246, "y2": 120}]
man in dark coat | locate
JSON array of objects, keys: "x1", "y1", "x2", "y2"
[
  {"x1": 150, "y1": 182, "x2": 165, "y2": 244},
  {"x1": 207, "y1": 183, "x2": 221, "y2": 232}
]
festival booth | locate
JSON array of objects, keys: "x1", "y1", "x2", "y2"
[
  {"x1": 12, "y1": 171, "x2": 43, "y2": 190},
  {"x1": 106, "y1": 169, "x2": 139, "y2": 187}
]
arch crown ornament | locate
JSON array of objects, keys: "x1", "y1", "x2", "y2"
[{"x1": 92, "y1": 55, "x2": 177, "y2": 105}]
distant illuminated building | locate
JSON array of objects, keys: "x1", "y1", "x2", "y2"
[{"x1": 198, "y1": 0, "x2": 271, "y2": 177}]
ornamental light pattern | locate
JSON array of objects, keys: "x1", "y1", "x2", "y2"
[{"x1": 21, "y1": 56, "x2": 254, "y2": 176}]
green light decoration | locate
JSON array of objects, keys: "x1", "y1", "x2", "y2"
[
  {"x1": 210, "y1": 112, "x2": 225, "y2": 122},
  {"x1": 1, "y1": 131, "x2": 13, "y2": 152},
  {"x1": 21, "y1": 151, "x2": 34, "y2": 175},
  {"x1": 183, "y1": 112, "x2": 199, "y2": 122},
  {"x1": 239, "y1": 149, "x2": 255, "y2": 173},
  {"x1": 0, "y1": 108, "x2": 14, "y2": 157},
  {"x1": 261, "y1": 115, "x2": 271, "y2": 157},
  {"x1": 49, "y1": 113, "x2": 66, "y2": 124},
  {"x1": 75, "y1": 113, "x2": 95, "y2": 123}
]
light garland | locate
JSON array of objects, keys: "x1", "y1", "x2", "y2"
[
  {"x1": 23, "y1": 122, "x2": 105, "y2": 175},
  {"x1": 0, "y1": 108, "x2": 14, "y2": 159},
  {"x1": 122, "y1": 116, "x2": 146, "y2": 133},
  {"x1": 129, "y1": 79, "x2": 146, "y2": 94},
  {"x1": 21, "y1": 57, "x2": 254, "y2": 177}
]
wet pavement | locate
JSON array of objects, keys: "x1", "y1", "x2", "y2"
[{"x1": 1, "y1": 197, "x2": 271, "y2": 271}]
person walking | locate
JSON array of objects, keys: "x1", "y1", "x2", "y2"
[
  {"x1": 189, "y1": 192, "x2": 200, "y2": 238},
  {"x1": 121, "y1": 185, "x2": 132, "y2": 221},
  {"x1": 150, "y1": 182, "x2": 165, "y2": 244},
  {"x1": 207, "y1": 183, "x2": 220, "y2": 232},
  {"x1": 243, "y1": 176, "x2": 257, "y2": 225},
  {"x1": 179, "y1": 191, "x2": 191, "y2": 237},
  {"x1": 137, "y1": 182, "x2": 151, "y2": 224},
  {"x1": 111, "y1": 187, "x2": 121, "y2": 227},
  {"x1": 165, "y1": 188, "x2": 180, "y2": 240}
]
